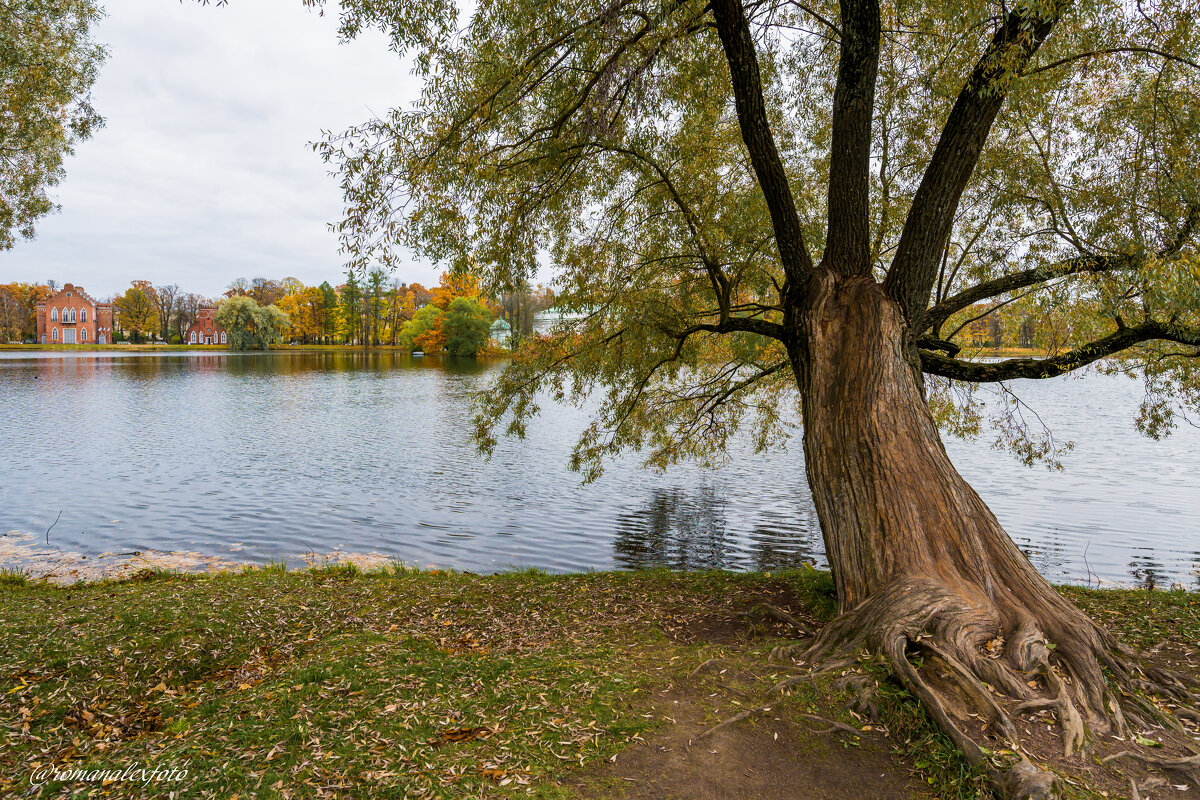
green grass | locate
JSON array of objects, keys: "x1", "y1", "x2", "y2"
[
  {"x1": 0, "y1": 566, "x2": 30, "y2": 587},
  {"x1": 0, "y1": 568, "x2": 827, "y2": 798},
  {"x1": 0, "y1": 568, "x2": 1190, "y2": 799}
]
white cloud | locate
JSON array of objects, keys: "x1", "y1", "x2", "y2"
[{"x1": 0, "y1": 0, "x2": 440, "y2": 298}]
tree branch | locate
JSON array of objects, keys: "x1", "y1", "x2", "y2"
[
  {"x1": 1022, "y1": 46, "x2": 1200, "y2": 77},
  {"x1": 884, "y1": 3, "x2": 1064, "y2": 324},
  {"x1": 922, "y1": 254, "x2": 1137, "y2": 334},
  {"x1": 824, "y1": 0, "x2": 880, "y2": 274},
  {"x1": 919, "y1": 321, "x2": 1200, "y2": 382},
  {"x1": 1163, "y1": 204, "x2": 1200, "y2": 257},
  {"x1": 710, "y1": 0, "x2": 815, "y2": 293},
  {"x1": 669, "y1": 315, "x2": 788, "y2": 342}
]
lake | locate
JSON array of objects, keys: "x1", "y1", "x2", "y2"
[{"x1": 1, "y1": 350, "x2": 1197, "y2": 587}]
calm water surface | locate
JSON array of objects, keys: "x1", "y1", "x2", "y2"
[{"x1": 1, "y1": 350, "x2": 1197, "y2": 586}]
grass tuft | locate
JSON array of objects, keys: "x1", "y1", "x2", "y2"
[{"x1": 0, "y1": 567, "x2": 30, "y2": 587}]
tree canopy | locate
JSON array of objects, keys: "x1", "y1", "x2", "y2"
[
  {"x1": 318, "y1": 0, "x2": 1200, "y2": 478},
  {"x1": 0, "y1": 0, "x2": 105, "y2": 249},
  {"x1": 113, "y1": 281, "x2": 158, "y2": 343},
  {"x1": 442, "y1": 295, "x2": 495, "y2": 356},
  {"x1": 216, "y1": 295, "x2": 291, "y2": 350}
]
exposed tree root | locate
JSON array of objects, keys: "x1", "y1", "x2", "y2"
[
  {"x1": 770, "y1": 576, "x2": 1200, "y2": 800},
  {"x1": 690, "y1": 704, "x2": 774, "y2": 743},
  {"x1": 743, "y1": 602, "x2": 813, "y2": 637},
  {"x1": 689, "y1": 658, "x2": 722, "y2": 678},
  {"x1": 690, "y1": 703, "x2": 862, "y2": 746},
  {"x1": 1105, "y1": 751, "x2": 1200, "y2": 787},
  {"x1": 798, "y1": 711, "x2": 862, "y2": 738}
]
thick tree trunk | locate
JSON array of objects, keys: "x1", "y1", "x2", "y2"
[
  {"x1": 800, "y1": 275, "x2": 1077, "y2": 622},
  {"x1": 785, "y1": 274, "x2": 1195, "y2": 798}
]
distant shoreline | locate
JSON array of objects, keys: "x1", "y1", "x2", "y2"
[{"x1": 3, "y1": 342, "x2": 1048, "y2": 358}]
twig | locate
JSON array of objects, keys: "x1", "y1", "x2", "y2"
[
  {"x1": 690, "y1": 704, "x2": 773, "y2": 743},
  {"x1": 1083, "y1": 540, "x2": 1098, "y2": 588},
  {"x1": 45, "y1": 511, "x2": 61, "y2": 546}
]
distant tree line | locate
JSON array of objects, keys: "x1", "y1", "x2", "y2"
[{"x1": 1, "y1": 271, "x2": 556, "y2": 357}]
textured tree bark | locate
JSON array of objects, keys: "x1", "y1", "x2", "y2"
[{"x1": 786, "y1": 273, "x2": 1193, "y2": 799}]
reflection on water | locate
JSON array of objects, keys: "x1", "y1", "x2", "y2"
[
  {"x1": 613, "y1": 487, "x2": 820, "y2": 571},
  {"x1": 1, "y1": 350, "x2": 1198, "y2": 586},
  {"x1": 1128, "y1": 551, "x2": 1169, "y2": 591}
]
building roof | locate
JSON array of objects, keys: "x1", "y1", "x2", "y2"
[{"x1": 36, "y1": 283, "x2": 110, "y2": 308}]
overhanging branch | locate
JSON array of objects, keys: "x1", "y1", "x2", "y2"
[
  {"x1": 919, "y1": 321, "x2": 1200, "y2": 382},
  {"x1": 922, "y1": 254, "x2": 1138, "y2": 334},
  {"x1": 669, "y1": 315, "x2": 788, "y2": 342}
]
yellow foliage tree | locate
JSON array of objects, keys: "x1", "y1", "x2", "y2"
[{"x1": 429, "y1": 272, "x2": 480, "y2": 310}]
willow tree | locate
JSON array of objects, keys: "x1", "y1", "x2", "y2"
[{"x1": 319, "y1": 0, "x2": 1200, "y2": 793}]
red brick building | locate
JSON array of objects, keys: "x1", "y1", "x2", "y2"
[
  {"x1": 185, "y1": 306, "x2": 227, "y2": 345},
  {"x1": 35, "y1": 284, "x2": 114, "y2": 344}
]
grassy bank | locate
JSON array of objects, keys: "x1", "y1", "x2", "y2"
[{"x1": 0, "y1": 568, "x2": 1194, "y2": 799}]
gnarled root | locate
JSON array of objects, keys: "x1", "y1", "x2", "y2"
[{"x1": 777, "y1": 577, "x2": 1200, "y2": 800}]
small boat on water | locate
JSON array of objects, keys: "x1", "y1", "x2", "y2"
[{"x1": 412, "y1": 350, "x2": 424, "y2": 357}]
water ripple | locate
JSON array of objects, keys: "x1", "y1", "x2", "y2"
[{"x1": 0, "y1": 350, "x2": 1197, "y2": 586}]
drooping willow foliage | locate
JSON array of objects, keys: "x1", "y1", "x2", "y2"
[{"x1": 311, "y1": 0, "x2": 1199, "y2": 477}]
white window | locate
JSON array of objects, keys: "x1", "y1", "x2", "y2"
[
  {"x1": 51, "y1": 308, "x2": 58, "y2": 321},
  {"x1": 190, "y1": 332, "x2": 197, "y2": 343},
  {"x1": 52, "y1": 328, "x2": 58, "y2": 340},
  {"x1": 80, "y1": 329, "x2": 86, "y2": 341},
  {"x1": 81, "y1": 309, "x2": 87, "y2": 322},
  {"x1": 220, "y1": 331, "x2": 226, "y2": 344}
]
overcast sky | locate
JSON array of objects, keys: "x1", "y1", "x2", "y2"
[{"x1": 0, "y1": 0, "x2": 438, "y2": 299}]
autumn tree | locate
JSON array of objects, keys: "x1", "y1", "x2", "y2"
[
  {"x1": 225, "y1": 277, "x2": 250, "y2": 297},
  {"x1": 0, "y1": 284, "x2": 26, "y2": 341},
  {"x1": 398, "y1": 304, "x2": 444, "y2": 352},
  {"x1": 0, "y1": 282, "x2": 51, "y2": 340},
  {"x1": 277, "y1": 283, "x2": 330, "y2": 343},
  {"x1": 383, "y1": 281, "x2": 415, "y2": 345},
  {"x1": 0, "y1": 0, "x2": 105, "y2": 249},
  {"x1": 339, "y1": 270, "x2": 364, "y2": 344},
  {"x1": 249, "y1": 277, "x2": 285, "y2": 307},
  {"x1": 408, "y1": 282, "x2": 431, "y2": 309},
  {"x1": 281, "y1": 284, "x2": 329, "y2": 343},
  {"x1": 365, "y1": 267, "x2": 388, "y2": 346},
  {"x1": 114, "y1": 281, "x2": 157, "y2": 343},
  {"x1": 174, "y1": 292, "x2": 205, "y2": 341},
  {"x1": 500, "y1": 281, "x2": 555, "y2": 346},
  {"x1": 318, "y1": 281, "x2": 339, "y2": 342},
  {"x1": 321, "y1": 0, "x2": 1200, "y2": 793},
  {"x1": 442, "y1": 295, "x2": 494, "y2": 356},
  {"x1": 428, "y1": 271, "x2": 481, "y2": 309},
  {"x1": 151, "y1": 283, "x2": 180, "y2": 342},
  {"x1": 215, "y1": 296, "x2": 290, "y2": 350}
]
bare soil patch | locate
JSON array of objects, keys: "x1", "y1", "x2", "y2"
[{"x1": 573, "y1": 677, "x2": 935, "y2": 800}]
